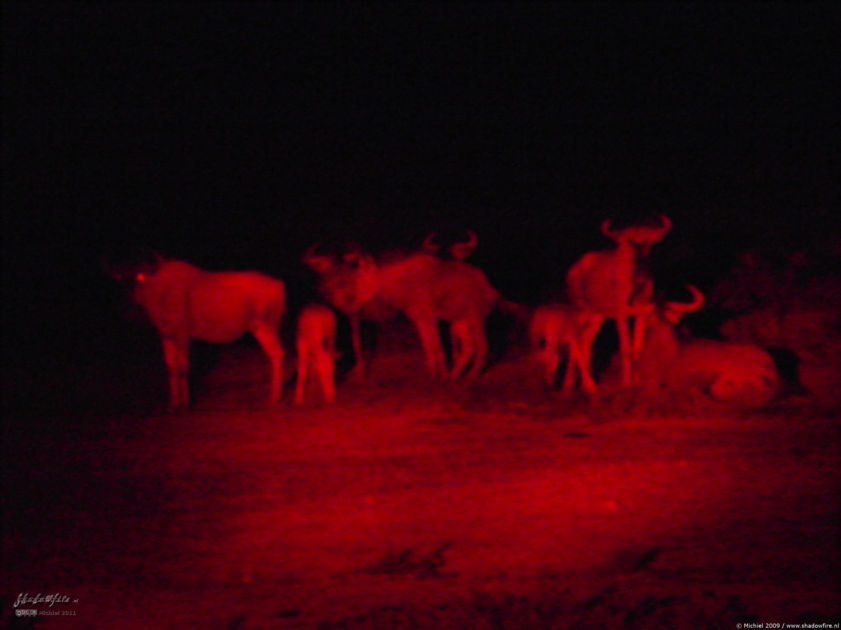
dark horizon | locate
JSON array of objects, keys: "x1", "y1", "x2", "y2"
[{"x1": 2, "y1": 2, "x2": 840, "y2": 355}]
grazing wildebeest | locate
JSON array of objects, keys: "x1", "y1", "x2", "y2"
[
  {"x1": 303, "y1": 232, "x2": 510, "y2": 378},
  {"x1": 301, "y1": 240, "x2": 398, "y2": 379},
  {"x1": 566, "y1": 215, "x2": 671, "y2": 388},
  {"x1": 111, "y1": 254, "x2": 286, "y2": 409},
  {"x1": 294, "y1": 303, "x2": 337, "y2": 405},
  {"x1": 529, "y1": 303, "x2": 601, "y2": 394}
]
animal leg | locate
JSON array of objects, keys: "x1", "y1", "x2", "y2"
[
  {"x1": 253, "y1": 325, "x2": 284, "y2": 405},
  {"x1": 466, "y1": 325, "x2": 488, "y2": 378},
  {"x1": 578, "y1": 315, "x2": 604, "y2": 390},
  {"x1": 162, "y1": 335, "x2": 189, "y2": 410},
  {"x1": 615, "y1": 314, "x2": 633, "y2": 388},
  {"x1": 349, "y1": 315, "x2": 365, "y2": 380},
  {"x1": 569, "y1": 340, "x2": 598, "y2": 395},
  {"x1": 413, "y1": 318, "x2": 447, "y2": 377},
  {"x1": 294, "y1": 340, "x2": 308, "y2": 405},
  {"x1": 450, "y1": 320, "x2": 473, "y2": 378},
  {"x1": 561, "y1": 345, "x2": 577, "y2": 391},
  {"x1": 318, "y1": 337, "x2": 336, "y2": 403},
  {"x1": 631, "y1": 313, "x2": 647, "y2": 360},
  {"x1": 543, "y1": 346, "x2": 560, "y2": 389}
]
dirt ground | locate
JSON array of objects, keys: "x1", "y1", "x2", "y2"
[{"x1": 2, "y1": 325, "x2": 840, "y2": 629}]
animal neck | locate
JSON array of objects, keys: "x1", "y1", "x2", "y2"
[
  {"x1": 641, "y1": 313, "x2": 680, "y2": 359},
  {"x1": 608, "y1": 240, "x2": 641, "y2": 285},
  {"x1": 353, "y1": 264, "x2": 381, "y2": 305}
]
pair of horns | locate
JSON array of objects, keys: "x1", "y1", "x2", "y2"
[
  {"x1": 301, "y1": 243, "x2": 335, "y2": 273},
  {"x1": 302, "y1": 242, "x2": 373, "y2": 272},
  {"x1": 601, "y1": 214, "x2": 672, "y2": 238},
  {"x1": 422, "y1": 230, "x2": 478, "y2": 260}
]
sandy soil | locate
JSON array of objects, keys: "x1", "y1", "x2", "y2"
[{"x1": 3, "y1": 327, "x2": 839, "y2": 629}]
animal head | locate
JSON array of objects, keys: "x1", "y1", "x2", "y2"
[
  {"x1": 601, "y1": 214, "x2": 672, "y2": 258},
  {"x1": 103, "y1": 250, "x2": 166, "y2": 285},
  {"x1": 302, "y1": 242, "x2": 379, "y2": 310}
]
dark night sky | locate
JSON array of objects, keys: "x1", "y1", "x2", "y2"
[{"x1": 2, "y1": 2, "x2": 840, "y2": 354}]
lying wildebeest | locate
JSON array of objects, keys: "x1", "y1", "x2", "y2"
[{"x1": 636, "y1": 285, "x2": 781, "y2": 406}]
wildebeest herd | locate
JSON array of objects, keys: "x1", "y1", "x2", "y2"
[{"x1": 109, "y1": 215, "x2": 781, "y2": 410}]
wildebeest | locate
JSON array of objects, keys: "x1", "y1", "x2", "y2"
[
  {"x1": 529, "y1": 303, "x2": 600, "y2": 394},
  {"x1": 566, "y1": 215, "x2": 671, "y2": 388},
  {"x1": 294, "y1": 303, "x2": 337, "y2": 405},
  {"x1": 303, "y1": 233, "x2": 511, "y2": 378},
  {"x1": 636, "y1": 285, "x2": 781, "y2": 406},
  {"x1": 110, "y1": 254, "x2": 286, "y2": 409}
]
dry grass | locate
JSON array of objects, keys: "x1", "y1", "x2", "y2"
[{"x1": 3, "y1": 332, "x2": 839, "y2": 629}]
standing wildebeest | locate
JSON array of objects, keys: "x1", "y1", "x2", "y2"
[
  {"x1": 303, "y1": 233, "x2": 507, "y2": 378},
  {"x1": 566, "y1": 215, "x2": 671, "y2": 388},
  {"x1": 111, "y1": 254, "x2": 286, "y2": 409},
  {"x1": 431, "y1": 258, "x2": 504, "y2": 378},
  {"x1": 294, "y1": 303, "x2": 337, "y2": 405}
]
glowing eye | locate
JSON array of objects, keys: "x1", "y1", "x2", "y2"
[{"x1": 136, "y1": 272, "x2": 147, "y2": 282}]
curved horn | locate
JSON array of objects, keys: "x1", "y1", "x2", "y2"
[
  {"x1": 600, "y1": 218, "x2": 618, "y2": 239},
  {"x1": 341, "y1": 241, "x2": 366, "y2": 263},
  {"x1": 656, "y1": 214, "x2": 673, "y2": 237},
  {"x1": 421, "y1": 232, "x2": 440, "y2": 253},
  {"x1": 342, "y1": 250, "x2": 364, "y2": 266},
  {"x1": 663, "y1": 284, "x2": 704, "y2": 323},
  {"x1": 450, "y1": 229, "x2": 478, "y2": 261},
  {"x1": 302, "y1": 243, "x2": 334, "y2": 273},
  {"x1": 684, "y1": 284, "x2": 704, "y2": 309}
]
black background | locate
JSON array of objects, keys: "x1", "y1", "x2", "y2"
[{"x1": 3, "y1": 2, "x2": 839, "y2": 358}]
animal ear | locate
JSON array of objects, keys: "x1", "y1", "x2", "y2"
[
  {"x1": 450, "y1": 229, "x2": 478, "y2": 261},
  {"x1": 600, "y1": 218, "x2": 620, "y2": 241},
  {"x1": 422, "y1": 232, "x2": 440, "y2": 253},
  {"x1": 656, "y1": 214, "x2": 672, "y2": 236}
]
